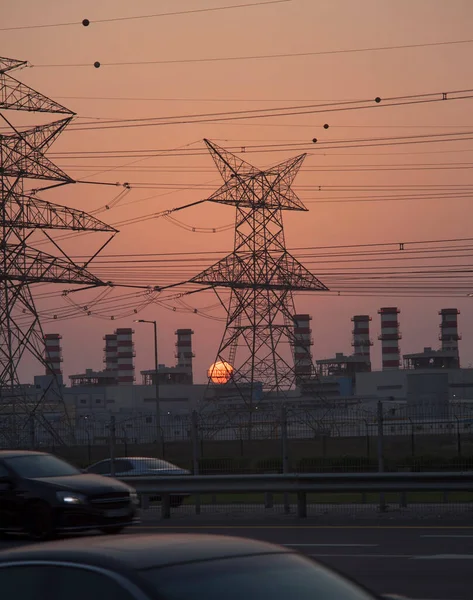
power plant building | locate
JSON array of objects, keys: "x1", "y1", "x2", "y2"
[{"x1": 32, "y1": 304, "x2": 472, "y2": 427}]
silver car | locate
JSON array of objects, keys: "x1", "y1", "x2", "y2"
[{"x1": 86, "y1": 457, "x2": 190, "y2": 507}]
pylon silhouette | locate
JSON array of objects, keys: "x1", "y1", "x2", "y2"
[
  {"x1": 190, "y1": 140, "x2": 329, "y2": 405},
  {"x1": 0, "y1": 56, "x2": 115, "y2": 445}
]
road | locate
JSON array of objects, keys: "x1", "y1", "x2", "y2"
[{"x1": 2, "y1": 520, "x2": 473, "y2": 599}]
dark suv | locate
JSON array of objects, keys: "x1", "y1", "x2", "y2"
[{"x1": 0, "y1": 450, "x2": 140, "y2": 540}]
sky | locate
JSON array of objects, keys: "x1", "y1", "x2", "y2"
[{"x1": 3, "y1": 0, "x2": 473, "y2": 384}]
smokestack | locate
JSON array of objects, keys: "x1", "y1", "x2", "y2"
[
  {"x1": 44, "y1": 333, "x2": 62, "y2": 377},
  {"x1": 378, "y1": 307, "x2": 401, "y2": 370},
  {"x1": 103, "y1": 334, "x2": 118, "y2": 372},
  {"x1": 175, "y1": 328, "x2": 194, "y2": 383},
  {"x1": 351, "y1": 315, "x2": 372, "y2": 363},
  {"x1": 439, "y1": 308, "x2": 461, "y2": 359},
  {"x1": 115, "y1": 328, "x2": 135, "y2": 385},
  {"x1": 293, "y1": 314, "x2": 313, "y2": 382}
]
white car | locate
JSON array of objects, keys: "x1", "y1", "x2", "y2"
[{"x1": 86, "y1": 457, "x2": 190, "y2": 507}]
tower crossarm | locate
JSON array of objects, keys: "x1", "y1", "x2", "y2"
[
  {"x1": 1, "y1": 70, "x2": 74, "y2": 114},
  {"x1": 204, "y1": 138, "x2": 259, "y2": 181},
  {"x1": 3, "y1": 194, "x2": 117, "y2": 232},
  {"x1": 190, "y1": 251, "x2": 329, "y2": 292},
  {"x1": 204, "y1": 139, "x2": 308, "y2": 211},
  {"x1": 0, "y1": 57, "x2": 28, "y2": 74},
  {"x1": 0, "y1": 118, "x2": 74, "y2": 182},
  {"x1": 1, "y1": 244, "x2": 106, "y2": 286}
]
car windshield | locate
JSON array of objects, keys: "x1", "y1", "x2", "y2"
[
  {"x1": 4, "y1": 454, "x2": 81, "y2": 478},
  {"x1": 142, "y1": 552, "x2": 376, "y2": 600}
]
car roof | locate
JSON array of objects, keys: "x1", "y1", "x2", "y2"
[
  {"x1": 91, "y1": 457, "x2": 176, "y2": 464},
  {"x1": 93, "y1": 456, "x2": 171, "y2": 464},
  {"x1": 0, "y1": 534, "x2": 289, "y2": 571},
  {"x1": 0, "y1": 450, "x2": 48, "y2": 459}
]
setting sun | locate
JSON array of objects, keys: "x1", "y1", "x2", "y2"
[{"x1": 207, "y1": 360, "x2": 234, "y2": 384}]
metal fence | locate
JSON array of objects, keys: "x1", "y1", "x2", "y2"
[
  {"x1": 120, "y1": 471, "x2": 473, "y2": 519},
  {"x1": 2, "y1": 400, "x2": 473, "y2": 476}
]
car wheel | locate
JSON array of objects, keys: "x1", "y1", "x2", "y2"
[
  {"x1": 24, "y1": 500, "x2": 56, "y2": 541},
  {"x1": 100, "y1": 525, "x2": 125, "y2": 535}
]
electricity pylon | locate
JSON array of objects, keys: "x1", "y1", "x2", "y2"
[
  {"x1": 190, "y1": 140, "x2": 329, "y2": 406},
  {"x1": 0, "y1": 56, "x2": 116, "y2": 445}
]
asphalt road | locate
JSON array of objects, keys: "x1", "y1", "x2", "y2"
[{"x1": 2, "y1": 521, "x2": 473, "y2": 599}]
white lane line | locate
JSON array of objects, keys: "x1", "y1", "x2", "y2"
[
  {"x1": 308, "y1": 553, "x2": 473, "y2": 560},
  {"x1": 413, "y1": 554, "x2": 473, "y2": 560},
  {"x1": 420, "y1": 535, "x2": 473, "y2": 538},
  {"x1": 284, "y1": 544, "x2": 379, "y2": 548},
  {"x1": 309, "y1": 553, "x2": 410, "y2": 559}
]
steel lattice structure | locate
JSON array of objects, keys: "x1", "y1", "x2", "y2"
[
  {"x1": 191, "y1": 140, "x2": 329, "y2": 405},
  {"x1": 0, "y1": 56, "x2": 116, "y2": 444}
]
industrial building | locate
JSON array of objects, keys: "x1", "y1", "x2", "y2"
[
  {"x1": 0, "y1": 303, "x2": 468, "y2": 450},
  {"x1": 42, "y1": 327, "x2": 203, "y2": 426},
  {"x1": 23, "y1": 305, "x2": 470, "y2": 426}
]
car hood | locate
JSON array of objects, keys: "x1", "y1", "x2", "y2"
[{"x1": 33, "y1": 473, "x2": 134, "y2": 494}]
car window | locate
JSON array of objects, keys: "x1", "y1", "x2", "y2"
[
  {"x1": 0, "y1": 565, "x2": 49, "y2": 598},
  {"x1": 115, "y1": 460, "x2": 133, "y2": 473},
  {"x1": 0, "y1": 462, "x2": 9, "y2": 477},
  {"x1": 88, "y1": 460, "x2": 133, "y2": 474},
  {"x1": 88, "y1": 461, "x2": 111, "y2": 475},
  {"x1": 143, "y1": 552, "x2": 376, "y2": 600},
  {"x1": 3, "y1": 454, "x2": 80, "y2": 478}
]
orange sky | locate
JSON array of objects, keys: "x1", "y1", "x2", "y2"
[{"x1": 3, "y1": 0, "x2": 473, "y2": 383}]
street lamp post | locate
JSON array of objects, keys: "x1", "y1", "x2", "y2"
[{"x1": 135, "y1": 319, "x2": 162, "y2": 452}]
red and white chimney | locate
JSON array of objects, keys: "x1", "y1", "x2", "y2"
[
  {"x1": 44, "y1": 333, "x2": 62, "y2": 376},
  {"x1": 103, "y1": 333, "x2": 118, "y2": 372},
  {"x1": 439, "y1": 308, "x2": 461, "y2": 356},
  {"x1": 175, "y1": 328, "x2": 194, "y2": 383},
  {"x1": 115, "y1": 328, "x2": 135, "y2": 385},
  {"x1": 378, "y1": 307, "x2": 401, "y2": 370},
  {"x1": 293, "y1": 314, "x2": 313, "y2": 382},
  {"x1": 351, "y1": 315, "x2": 372, "y2": 362}
]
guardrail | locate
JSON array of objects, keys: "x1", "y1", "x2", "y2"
[{"x1": 119, "y1": 471, "x2": 473, "y2": 519}]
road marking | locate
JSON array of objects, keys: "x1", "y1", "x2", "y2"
[
  {"x1": 285, "y1": 544, "x2": 379, "y2": 547},
  {"x1": 134, "y1": 524, "x2": 473, "y2": 530},
  {"x1": 312, "y1": 553, "x2": 473, "y2": 560},
  {"x1": 309, "y1": 553, "x2": 411, "y2": 559},
  {"x1": 413, "y1": 554, "x2": 473, "y2": 560},
  {"x1": 421, "y1": 535, "x2": 473, "y2": 539}
]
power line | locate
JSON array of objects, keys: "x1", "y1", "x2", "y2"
[
  {"x1": 32, "y1": 38, "x2": 473, "y2": 68},
  {"x1": 0, "y1": 0, "x2": 291, "y2": 32},
  {"x1": 55, "y1": 236, "x2": 473, "y2": 259},
  {"x1": 55, "y1": 90, "x2": 473, "y2": 132},
  {"x1": 45, "y1": 127, "x2": 473, "y2": 163},
  {"x1": 53, "y1": 95, "x2": 363, "y2": 103},
  {"x1": 57, "y1": 162, "x2": 473, "y2": 173}
]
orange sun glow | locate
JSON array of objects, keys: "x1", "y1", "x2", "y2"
[{"x1": 207, "y1": 361, "x2": 234, "y2": 384}]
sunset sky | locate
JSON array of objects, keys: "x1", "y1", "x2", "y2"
[{"x1": 3, "y1": 0, "x2": 473, "y2": 384}]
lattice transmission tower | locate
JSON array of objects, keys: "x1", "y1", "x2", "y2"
[
  {"x1": 190, "y1": 140, "x2": 329, "y2": 405},
  {"x1": 0, "y1": 56, "x2": 115, "y2": 442}
]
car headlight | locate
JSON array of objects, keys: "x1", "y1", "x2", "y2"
[
  {"x1": 130, "y1": 491, "x2": 140, "y2": 505},
  {"x1": 56, "y1": 491, "x2": 87, "y2": 505}
]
